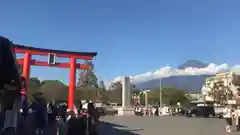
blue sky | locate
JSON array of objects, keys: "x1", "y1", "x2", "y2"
[{"x1": 0, "y1": 0, "x2": 240, "y2": 84}]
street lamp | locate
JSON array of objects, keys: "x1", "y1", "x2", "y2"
[{"x1": 140, "y1": 89, "x2": 150, "y2": 107}]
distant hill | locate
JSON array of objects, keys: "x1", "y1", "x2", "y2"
[
  {"x1": 109, "y1": 60, "x2": 232, "y2": 92},
  {"x1": 133, "y1": 60, "x2": 212, "y2": 92},
  {"x1": 134, "y1": 75, "x2": 212, "y2": 92}
]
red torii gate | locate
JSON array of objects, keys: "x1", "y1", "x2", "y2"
[{"x1": 13, "y1": 44, "x2": 97, "y2": 109}]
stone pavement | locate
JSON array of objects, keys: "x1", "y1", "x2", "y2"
[
  {"x1": 13, "y1": 115, "x2": 240, "y2": 135},
  {"x1": 98, "y1": 116, "x2": 240, "y2": 135},
  {"x1": 16, "y1": 114, "x2": 58, "y2": 135}
]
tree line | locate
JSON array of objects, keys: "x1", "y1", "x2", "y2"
[
  {"x1": 27, "y1": 70, "x2": 123, "y2": 103},
  {"x1": 27, "y1": 78, "x2": 191, "y2": 107}
]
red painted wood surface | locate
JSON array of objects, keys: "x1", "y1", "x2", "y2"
[
  {"x1": 15, "y1": 48, "x2": 95, "y2": 60},
  {"x1": 17, "y1": 58, "x2": 90, "y2": 70}
]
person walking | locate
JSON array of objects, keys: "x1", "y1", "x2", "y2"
[
  {"x1": 30, "y1": 93, "x2": 47, "y2": 135},
  {"x1": 134, "y1": 106, "x2": 141, "y2": 116},
  {"x1": 20, "y1": 76, "x2": 28, "y2": 120},
  {"x1": 47, "y1": 102, "x2": 56, "y2": 125},
  {"x1": 66, "y1": 109, "x2": 78, "y2": 135},
  {"x1": 87, "y1": 103, "x2": 99, "y2": 135},
  {"x1": 58, "y1": 104, "x2": 67, "y2": 123},
  {"x1": 224, "y1": 105, "x2": 233, "y2": 132},
  {"x1": 234, "y1": 106, "x2": 240, "y2": 131},
  {"x1": 78, "y1": 103, "x2": 83, "y2": 114}
]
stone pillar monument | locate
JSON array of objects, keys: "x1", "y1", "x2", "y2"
[
  {"x1": 122, "y1": 76, "x2": 131, "y2": 108},
  {"x1": 118, "y1": 76, "x2": 133, "y2": 116}
]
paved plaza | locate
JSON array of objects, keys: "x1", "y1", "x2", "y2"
[
  {"x1": 98, "y1": 116, "x2": 239, "y2": 135},
  {"x1": 17, "y1": 115, "x2": 240, "y2": 135}
]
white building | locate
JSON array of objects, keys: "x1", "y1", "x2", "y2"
[{"x1": 201, "y1": 71, "x2": 240, "y2": 102}]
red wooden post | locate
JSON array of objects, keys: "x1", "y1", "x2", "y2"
[
  {"x1": 22, "y1": 52, "x2": 31, "y2": 91},
  {"x1": 68, "y1": 57, "x2": 76, "y2": 110}
]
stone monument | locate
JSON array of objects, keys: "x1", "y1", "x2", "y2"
[{"x1": 117, "y1": 76, "x2": 134, "y2": 116}]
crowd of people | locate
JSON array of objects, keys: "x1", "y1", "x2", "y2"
[
  {"x1": 18, "y1": 69, "x2": 100, "y2": 135},
  {"x1": 11, "y1": 77, "x2": 100, "y2": 135},
  {"x1": 134, "y1": 105, "x2": 159, "y2": 116},
  {"x1": 24, "y1": 95, "x2": 100, "y2": 135}
]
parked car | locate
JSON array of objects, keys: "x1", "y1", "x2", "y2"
[
  {"x1": 213, "y1": 106, "x2": 224, "y2": 118},
  {"x1": 185, "y1": 106, "x2": 216, "y2": 118},
  {"x1": 104, "y1": 106, "x2": 118, "y2": 115},
  {"x1": 96, "y1": 107, "x2": 106, "y2": 116}
]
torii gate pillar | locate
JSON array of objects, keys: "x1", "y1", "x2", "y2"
[
  {"x1": 22, "y1": 52, "x2": 31, "y2": 91},
  {"x1": 68, "y1": 57, "x2": 76, "y2": 109}
]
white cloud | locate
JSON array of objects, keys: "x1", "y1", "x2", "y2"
[{"x1": 107, "y1": 63, "x2": 240, "y2": 88}]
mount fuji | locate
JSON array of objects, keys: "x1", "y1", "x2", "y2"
[{"x1": 107, "y1": 60, "x2": 240, "y2": 92}]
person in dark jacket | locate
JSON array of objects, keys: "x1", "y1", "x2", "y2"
[
  {"x1": 58, "y1": 104, "x2": 67, "y2": 122},
  {"x1": 88, "y1": 103, "x2": 99, "y2": 120},
  {"x1": 154, "y1": 106, "x2": 159, "y2": 116},
  {"x1": 30, "y1": 94, "x2": 47, "y2": 135},
  {"x1": 0, "y1": 36, "x2": 22, "y2": 134},
  {"x1": 47, "y1": 102, "x2": 57, "y2": 125},
  {"x1": 66, "y1": 110, "x2": 78, "y2": 135},
  {"x1": 20, "y1": 76, "x2": 28, "y2": 120},
  {"x1": 87, "y1": 103, "x2": 99, "y2": 135},
  {"x1": 78, "y1": 103, "x2": 83, "y2": 114}
]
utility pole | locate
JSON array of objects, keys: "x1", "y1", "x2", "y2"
[
  {"x1": 142, "y1": 89, "x2": 150, "y2": 107},
  {"x1": 159, "y1": 78, "x2": 163, "y2": 115}
]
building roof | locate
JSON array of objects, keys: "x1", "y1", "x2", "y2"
[{"x1": 205, "y1": 71, "x2": 232, "y2": 82}]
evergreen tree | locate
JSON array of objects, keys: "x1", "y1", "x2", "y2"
[
  {"x1": 96, "y1": 80, "x2": 109, "y2": 102},
  {"x1": 77, "y1": 71, "x2": 86, "y2": 87},
  {"x1": 99, "y1": 80, "x2": 106, "y2": 89},
  {"x1": 86, "y1": 70, "x2": 98, "y2": 88}
]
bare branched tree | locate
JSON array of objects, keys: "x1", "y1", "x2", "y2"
[
  {"x1": 232, "y1": 73, "x2": 240, "y2": 96},
  {"x1": 207, "y1": 80, "x2": 233, "y2": 105}
]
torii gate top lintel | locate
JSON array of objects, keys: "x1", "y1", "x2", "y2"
[{"x1": 14, "y1": 44, "x2": 97, "y2": 60}]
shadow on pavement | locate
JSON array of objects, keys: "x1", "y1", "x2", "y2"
[
  {"x1": 17, "y1": 114, "x2": 57, "y2": 135},
  {"x1": 98, "y1": 121, "x2": 142, "y2": 135},
  {"x1": 102, "y1": 122, "x2": 128, "y2": 128},
  {"x1": 2, "y1": 114, "x2": 143, "y2": 135}
]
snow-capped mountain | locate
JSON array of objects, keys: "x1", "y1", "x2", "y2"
[
  {"x1": 178, "y1": 60, "x2": 208, "y2": 69},
  {"x1": 107, "y1": 60, "x2": 240, "y2": 92}
]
